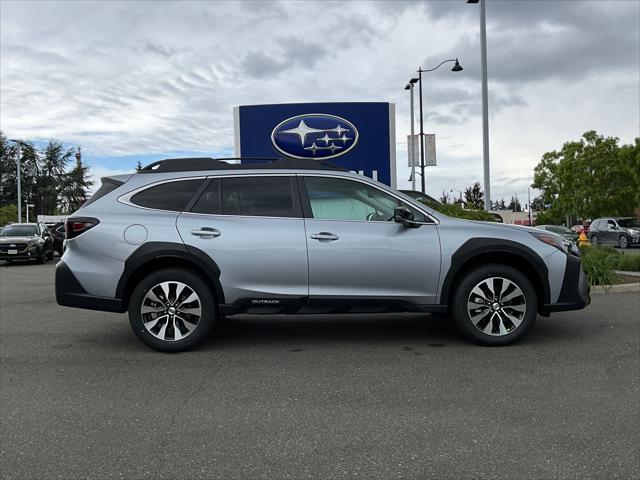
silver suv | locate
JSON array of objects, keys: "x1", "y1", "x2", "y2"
[{"x1": 55, "y1": 158, "x2": 590, "y2": 351}]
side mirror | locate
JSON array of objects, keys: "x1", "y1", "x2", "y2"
[{"x1": 394, "y1": 207, "x2": 420, "y2": 228}]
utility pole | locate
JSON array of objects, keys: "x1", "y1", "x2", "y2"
[
  {"x1": 10, "y1": 139, "x2": 22, "y2": 223},
  {"x1": 479, "y1": 0, "x2": 491, "y2": 210}
]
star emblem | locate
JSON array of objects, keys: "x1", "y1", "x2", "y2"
[
  {"x1": 317, "y1": 133, "x2": 332, "y2": 145},
  {"x1": 278, "y1": 119, "x2": 326, "y2": 147}
]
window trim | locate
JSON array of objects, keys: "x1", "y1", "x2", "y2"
[
  {"x1": 118, "y1": 176, "x2": 206, "y2": 213},
  {"x1": 185, "y1": 173, "x2": 303, "y2": 219},
  {"x1": 298, "y1": 174, "x2": 439, "y2": 225}
]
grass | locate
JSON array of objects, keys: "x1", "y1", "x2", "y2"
[{"x1": 579, "y1": 245, "x2": 640, "y2": 286}]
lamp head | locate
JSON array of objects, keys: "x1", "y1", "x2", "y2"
[{"x1": 451, "y1": 58, "x2": 463, "y2": 72}]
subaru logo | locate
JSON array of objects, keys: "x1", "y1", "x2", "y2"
[
  {"x1": 10, "y1": 244, "x2": 16, "y2": 247},
  {"x1": 271, "y1": 114, "x2": 359, "y2": 160}
]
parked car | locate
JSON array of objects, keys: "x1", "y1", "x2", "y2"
[
  {"x1": 399, "y1": 190, "x2": 441, "y2": 210},
  {"x1": 588, "y1": 217, "x2": 640, "y2": 249},
  {"x1": 48, "y1": 222, "x2": 66, "y2": 256},
  {"x1": 0, "y1": 222, "x2": 55, "y2": 264},
  {"x1": 536, "y1": 225, "x2": 579, "y2": 244},
  {"x1": 56, "y1": 157, "x2": 590, "y2": 352}
]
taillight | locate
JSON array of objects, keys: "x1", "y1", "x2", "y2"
[{"x1": 65, "y1": 217, "x2": 100, "y2": 239}]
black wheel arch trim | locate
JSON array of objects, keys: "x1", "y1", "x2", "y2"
[
  {"x1": 440, "y1": 238, "x2": 551, "y2": 311},
  {"x1": 115, "y1": 241, "x2": 225, "y2": 310}
]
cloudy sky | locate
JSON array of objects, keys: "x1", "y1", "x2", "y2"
[{"x1": 1, "y1": 0, "x2": 638, "y2": 203}]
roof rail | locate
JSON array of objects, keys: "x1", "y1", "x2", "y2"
[{"x1": 139, "y1": 157, "x2": 348, "y2": 173}]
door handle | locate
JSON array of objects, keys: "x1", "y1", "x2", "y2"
[
  {"x1": 310, "y1": 232, "x2": 339, "y2": 241},
  {"x1": 191, "y1": 228, "x2": 221, "y2": 238}
]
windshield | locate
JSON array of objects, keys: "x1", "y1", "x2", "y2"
[
  {"x1": 0, "y1": 225, "x2": 39, "y2": 237},
  {"x1": 618, "y1": 218, "x2": 640, "y2": 228}
]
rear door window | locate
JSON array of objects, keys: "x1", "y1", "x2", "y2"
[
  {"x1": 130, "y1": 179, "x2": 203, "y2": 212},
  {"x1": 219, "y1": 176, "x2": 299, "y2": 217}
]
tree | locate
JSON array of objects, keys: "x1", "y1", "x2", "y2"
[
  {"x1": 532, "y1": 131, "x2": 639, "y2": 220},
  {"x1": 0, "y1": 133, "x2": 93, "y2": 218},
  {"x1": 463, "y1": 182, "x2": 484, "y2": 210},
  {"x1": 439, "y1": 191, "x2": 451, "y2": 204},
  {"x1": 34, "y1": 140, "x2": 73, "y2": 215},
  {"x1": 508, "y1": 195, "x2": 522, "y2": 212},
  {"x1": 60, "y1": 161, "x2": 93, "y2": 213},
  {"x1": 530, "y1": 196, "x2": 545, "y2": 212},
  {"x1": 136, "y1": 161, "x2": 143, "y2": 171}
]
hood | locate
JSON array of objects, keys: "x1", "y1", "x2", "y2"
[{"x1": 0, "y1": 236, "x2": 41, "y2": 244}]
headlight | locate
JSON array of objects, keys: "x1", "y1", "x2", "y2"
[{"x1": 530, "y1": 231, "x2": 568, "y2": 253}]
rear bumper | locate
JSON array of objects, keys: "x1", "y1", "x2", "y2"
[
  {"x1": 543, "y1": 254, "x2": 591, "y2": 314},
  {"x1": 55, "y1": 260, "x2": 125, "y2": 313}
]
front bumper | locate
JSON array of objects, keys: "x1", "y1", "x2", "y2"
[
  {"x1": 0, "y1": 245, "x2": 42, "y2": 260},
  {"x1": 55, "y1": 260, "x2": 125, "y2": 313},
  {"x1": 543, "y1": 253, "x2": 591, "y2": 313}
]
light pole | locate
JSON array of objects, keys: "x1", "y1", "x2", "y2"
[
  {"x1": 467, "y1": 0, "x2": 491, "y2": 211},
  {"x1": 416, "y1": 58, "x2": 463, "y2": 193},
  {"x1": 26, "y1": 204, "x2": 34, "y2": 223},
  {"x1": 404, "y1": 77, "x2": 419, "y2": 191},
  {"x1": 9, "y1": 139, "x2": 23, "y2": 223}
]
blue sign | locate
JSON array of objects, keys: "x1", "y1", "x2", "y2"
[{"x1": 234, "y1": 102, "x2": 396, "y2": 187}]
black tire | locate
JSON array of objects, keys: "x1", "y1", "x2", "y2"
[
  {"x1": 451, "y1": 263, "x2": 538, "y2": 346},
  {"x1": 618, "y1": 235, "x2": 629, "y2": 249},
  {"x1": 590, "y1": 235, "x2": 599, "y2": 246},
  {"x1": 37, "y1": 252, "x2": 46, "y2": 264},
  {"x1": 128, "y1": 268, "x2": 216, "y2": 352},
  {"x1": 46, "y1": 248, "x2": 54, "y2": 260}
]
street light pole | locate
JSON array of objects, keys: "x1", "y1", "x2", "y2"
[
  {"x1": 10, "y1": 139, "x2": 22, "y2": 223},
  {"x1": 413, "y1": 58, "x2": 463, "y2": 194},
  {"x1": 405, "y1": 80, "x2": 418, "y2": 191},
  {"x1": 418, "y1": 68, "x2": 426, "y2": 193},
  {"x1": 468, "y1": 0, "x2": 492, "y2": 211}
]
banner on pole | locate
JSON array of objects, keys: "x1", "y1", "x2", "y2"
[
  {"x1": 424, "y1": 134, "x2": 436, "y2": 166},
  {"x1": 407, "y1": 134, "x2": 436, "y2": 167},
  {"x1": 407, "y1": 134, "x2": 419, "y2": 167}
]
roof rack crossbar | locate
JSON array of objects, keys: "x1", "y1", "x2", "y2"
[{"x1": 139, "y1": 157, "x2": 348, "y2": 173}]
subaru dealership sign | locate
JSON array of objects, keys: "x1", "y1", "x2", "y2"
[{"x1": 234, "y1": 102, "x2": 396, "y2": 187}]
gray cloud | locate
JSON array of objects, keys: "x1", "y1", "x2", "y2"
[{"x1": 1, "y1": 0, "x2": 638, "y2": 204}]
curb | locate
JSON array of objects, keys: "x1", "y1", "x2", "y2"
[
  {"x1": 615, "y1": 270, "x2": 640, "y2": 277},
  {"x1": 591, "y1": 283, "x2": 640, "y2": 294}
]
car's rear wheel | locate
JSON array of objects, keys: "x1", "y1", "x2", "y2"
[
  {"x1": 618, "y1": 235, "x2": 629, "y2": 249},
  {"x1": 451, "y1": 264, "x2": 537, "y2": 346},
  {"x1": 128, "y1": 268, "x2": 216, "y2": 352}
]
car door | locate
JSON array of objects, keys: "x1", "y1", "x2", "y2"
[
  {"x1": 176, "y1": 175, "x2": 309, "y2": 305},
  {"x1": 300, "y1": 175, "x2": 441, "y2": 306},
  {"x1": 602, "y1": 219, "x2": 618, "y2": 244}
]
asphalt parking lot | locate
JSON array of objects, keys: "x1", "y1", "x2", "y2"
[{"x1": 1, "y1": 260, "x2": 639, "y2": 480}]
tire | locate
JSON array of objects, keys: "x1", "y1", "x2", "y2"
[
  {"x1": 590, "y1": 235, "x2": 599, "y2": 246},
  {"x1": 618, "y1": 235, "x2": 629, "y2": 249},
  {"x1": 128, "y1": 268, "x2": 216, "y2": 352},
  {"x1": 46, "y1": 248, "x2": 54, "y2": 260},
  {"x1": 37, "y1": 252, "x2": 46, "y2": 264},
  {"x1": 451, "y1": 263, "x2": 538, "y2": 346}
]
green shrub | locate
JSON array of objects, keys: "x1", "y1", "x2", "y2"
[
  {"x1": 617, "y1": 254, "x2": 640, "y2": 272},
  {"x1": 580, "y1": 246, "x2": 618, "y2": 286},
  {"x1": 428, "y1": 202, "x2": 497, "y2": 222}
]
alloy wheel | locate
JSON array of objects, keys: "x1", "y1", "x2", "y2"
[
  {"x1": 141, "y1": 281, "x2": 202, "y2": 341},
  {"x1": 466, "y1": 277, "x2": 527, "y2": 336}
]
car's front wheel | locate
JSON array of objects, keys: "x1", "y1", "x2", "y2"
[
  {"x1": 618, "y1": 235, "x2": 629, "y2": 249},
  {"x1": 590, "y1": 234, "x2": 599, "y2": 245},
  {"x1": 451, "y1": 264, "x2": 537, "y2": 346},
  {"x1": 128, "y1": 268, "x2": 217, "y2": 352}
]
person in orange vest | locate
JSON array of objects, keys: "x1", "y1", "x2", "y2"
[{"x1": 578, "y1": 230, "x2": 589, "y2": 247}]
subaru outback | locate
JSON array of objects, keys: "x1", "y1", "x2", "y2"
[{"x1": 55, "y1": 158, "x2": 590, "y2": 352}]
